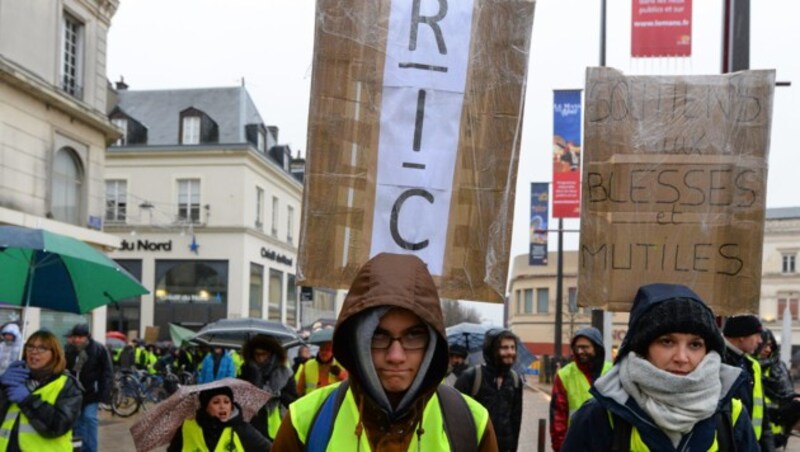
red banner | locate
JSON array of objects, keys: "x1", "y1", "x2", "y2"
[{"x1": 631, "y1": 0, "x2": 692, "y2": 57}]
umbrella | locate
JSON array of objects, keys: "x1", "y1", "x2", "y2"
[
  {"x1": 129, "y1": 378, "x2": 270, "y2": 452},
  {"x1": 107, "y1": 331, "x2": 127, "y2": 341},
  {"x1": 0, "y1": 225, "x2": 148, "y2": 340},
  {"x1": 446, "y1": 322, "x2": 489, "y2": 353},
  {"x1": 191, "y1": 318, "x2": 301, "y2": 349},
  {"x1": 106, "y1": 337, "x2": 126, "y2": 349},
  {"x1": 308, "y1": 327, "x2": 334, "y2": 345},
  {"x1": 170, "y1": 323, "x2": 199, "y2": 348}
]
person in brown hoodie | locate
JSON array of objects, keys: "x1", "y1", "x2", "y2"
[{"x1": 272, "y1": 252, "x2": 498, "y2": 451}]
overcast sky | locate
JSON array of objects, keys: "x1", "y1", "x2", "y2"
[{"x1": 107, "y1": 1, "x2": 799, "y2": 324}]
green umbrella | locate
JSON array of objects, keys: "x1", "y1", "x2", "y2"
[
  {"x1": 169, "y1": 323, "x2": 198, "y2": 347},
  {"x1": 0, "y1": 226, "x2": 148, "y2": 339}
]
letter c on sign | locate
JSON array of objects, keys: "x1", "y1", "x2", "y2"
[{"x1": 390, "y1": 188, "x2": 434, "y2": 251}]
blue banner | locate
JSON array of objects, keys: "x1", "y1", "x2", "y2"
[
  {"x1": 529, "y1": 183, "x2": 549, "y2": 265},
  {"x1": 552, "y1": 89, "x2": 582, "y2": 218}
]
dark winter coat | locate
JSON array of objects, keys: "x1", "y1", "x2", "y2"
[
  {"x1": 0, "y1": 372, "x2": 83, "y2": 450},
  {"x1": 167, "y1": 404, "x2": 270, "y2": 452},
  {"x1": 65, "y1": 338, "x2": 113, "y2": 405},
  {"x1": 455, "y1": 328, "x2": 523, "y2": 452}
]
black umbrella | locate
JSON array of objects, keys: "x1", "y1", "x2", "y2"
[{"x1": 191, "y1": 318, "x2": 301, "y2": 349}]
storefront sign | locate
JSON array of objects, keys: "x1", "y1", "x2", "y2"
[
  {"x1": 260, "y1": 247, "x2": 293, "y2": 266},
  {"x1": 120, "y1": 239, "x2": 173, "y2": 252}
]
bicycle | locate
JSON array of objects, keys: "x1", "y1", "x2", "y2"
[{"x1": 110, "y1": 369, "x2": 168, "y2": 417}]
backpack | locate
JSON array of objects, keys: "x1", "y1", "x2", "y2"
[
  {"x1": 610, "y1": 401, "x2": 736, "y2": 452},
  {"x1": 306, "y1": 381, "x2": 478, "y2": 452},
  {"x1": 470, "y1": 365, "x2": 520, "y2": 397}
]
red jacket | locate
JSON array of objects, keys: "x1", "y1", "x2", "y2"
[{"x1": 549, "y1": 361, "x2": 599, "y2": 451}]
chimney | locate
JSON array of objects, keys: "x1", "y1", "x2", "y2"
[
  {"x1": 115, "y1": 76, "x2": 129, "y2": 91},
  {"x1": 290, "y1": 151, "x2": 306, "y2": 183}
]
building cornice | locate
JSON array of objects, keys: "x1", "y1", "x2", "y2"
[
  {"x1": 0, "y1": 55, "x2": 121, "y2": 144},
  {"x1": 74, "y1": 0, "x2": 119, "y2": 26}
]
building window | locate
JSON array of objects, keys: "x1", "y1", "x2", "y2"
[
  {"x1": 515, "y1": 290, "x2": 522, "y2": 314},
  {"x1": 61, "y1": 13, "x2": 83, "y2": 99},
  {"x1": 271, "y1": 196, "x2": 279, "y2": 236},
  {"x1": 287, "y1": 205, "x2": 294, "y2": 244},
  {"x1": 182, "y1": 116, "x2": 201, "y2": 145},
  {"x1": 256, "y1": 187, "x2": 264, "y2": 230},
  {"x1": 568, "y1": 287, "x2": 578, "y2": 313},
  {"x1": 257, "y1": 130, "x2": 266, "y2": 152},
  {"x1": 249, "y1": 263, "x2": 264, "y2": 319},
  {"x1": 112, "y1": 118, "x2": 128, "y2": 146},
  {"x1": 287, "y1": 274, "x2": 297, "y2": 327},
  {"x1": 783, "y1": 254, "x2": 797, "y2": 274},
  {"x1": 537, "y1": 288, "x2": 549, "y2": 314},
  {"x1": 524, "y1": 289, "x2": 533, "y2": 314},
  {"x1": 51, "y1": 147, "x2": 83, "y2": 225},
  {"x1": 105, "y1": 180, "x2": 127, "y2": 223},
  {"x1": 178, "y1": 179, "x2": 200, "y2": 222},
  {"x1": 778, "y1": 297, "x2": 799, "y2": 320},
  {"x1": 268, "y1": 269, "x2": 283, "y2": 321}
]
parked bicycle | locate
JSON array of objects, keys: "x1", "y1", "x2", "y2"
[{"x1": 110, "y1": 369, "x2": 170, "y2": 417}]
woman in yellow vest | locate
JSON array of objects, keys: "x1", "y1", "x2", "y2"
[
  {"x1": 0, "y1": 329, "x2": 83, "y2": 451},
  {"x1": 167, "y1": 386, "x2": 270, "y2": 451},
  {"x1": 562, "y1": 283, "x2": 758, "y2": 451}
]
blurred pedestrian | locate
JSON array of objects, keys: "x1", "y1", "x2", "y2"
[
  {"x1": 0, "y1": 329, "x2": 83, "y2": 450},
  {"x1": 550, "y1": 327, "x2": 611, "y2": 451},
  {"x1": 239, "y1": 334, "x2": 297, "y2": 441},
  {"x1": 294, "y1": 340, "x2": 346, "y2": 396},
  {"x1": 291, "y1": 345, "x2": 310, "y2": 373},
  {"x1": 198, "y1": 346, "x2": 236, "y2": 383},
  {"x1": 455, "y1": 328, "x2": 523, "y2": 452},
  {"x1": 167, "y1": 386, "x2": 270, "y2": 451},
  {"x1": 444, "y1": 343, "x2": 469, "y2": 386},
  {"x1": 562, "y1": 283, "x2": 757, "y2": 451},
  {"x1": 0, "y1": 322, "x2": 23, "y2": 375},
  {"x1": 757, "y1": 328, "x2": 800, "y2": 449},
  {"x1": 723, "y1": 314, "x2": 775, "y2": 450},
  {"x1": 64, "y1": 323, "x2": 113, "y2": 452}
]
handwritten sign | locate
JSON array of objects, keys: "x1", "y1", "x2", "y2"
[
  {"x1": 578, "y1": 67, "x2": 775, "y2": 315},
  {"x1": 297, "y1": 0, "x2": 536, "y2": 302}
]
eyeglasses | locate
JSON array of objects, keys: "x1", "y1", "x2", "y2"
[
  {"x1": 25, "y1": 344, "x2": 51, "y2": 354},
  {"x1": 371, "y1": 329, "x2": 428, "y2": 350}
]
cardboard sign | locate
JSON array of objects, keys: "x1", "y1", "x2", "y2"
[
  {"x1": 144, "y1": 326, "x2": 159, "y2": 344},
  {"x1": 297, "y1": 0, "x2": 536, "y2": 303},
  {"x1": 578, "y1": 67, "x2": 775, "y2": 315}
]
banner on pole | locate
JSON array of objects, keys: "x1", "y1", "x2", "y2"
[
  {"x1": 552, "y1": 90, "x2": 582, "y2": 218},
  {"x1": 529, "y1": 183, "x2": 549, "y2": 266},
  {"x1": 578, "y1": 67, "x2": 775, "y2": 315},
  {"x1": 631, "y1": 0, "x2": 692, "y2": 57},
  {"x1": 297, "y1": 0, "x2": 536, "y2": 303}
]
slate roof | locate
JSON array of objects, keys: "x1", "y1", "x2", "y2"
[
  {"x1": 115, "y1": 87, "x2": 264, "y2": 146},
  {"x1": 766, "y1": 207, "x2": 800, "y2": 220}
]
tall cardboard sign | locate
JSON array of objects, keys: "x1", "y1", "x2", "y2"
[
  {"x1": 578, "y1": 67, "x2": 775, "y2": 315},
  {"x1": 297, "y1": 0, "x2": 536, "y2": 303}
]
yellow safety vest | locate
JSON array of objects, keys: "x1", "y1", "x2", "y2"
[
  {"x1": 181, "y1": 419, "x2": 244, "y2": 452},
  {"x1": 0, "y1": 374, "x2": 72, "y2": 451},
  {"x1": 267, "y1": 405, "x2": 281, "y2": 440},
  {"x1": 296, "y1": 359, "x2": 341, "y2": 394},
  {"x1": 610, "y1": 398, "x2": 743, "y2": 451},
  {"x1": 230, "y1": 351, "x2": 244, "y2": 377},
  {"x1": 558, "y1": 361, "x2": 613, "y2": 422},
  {"x1": 290, "y1": 382, "x2": 489, "y2": 451},
  {"x1": 745, "y1": 355, "x2": 765, "y2": 439},
  {"x1": 763, "y1": 367, "x2": 784, "y2": 436}
]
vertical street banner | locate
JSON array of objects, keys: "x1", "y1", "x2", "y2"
[
  {"x1": 297, "y1": 1, "x2": 536, "y2": 303},
  {"x1": 631, "y1": 0, "x2": 692, "y2": 57},
  {"x1": 578, "y1": 67, "x2": 775, "y2": 315},
  {"x1": 552, "y1": 90, "x2": 582, "y2": 218},
  {"x1": 529, "y1": 183, "x2": 549, "y2": 265}
]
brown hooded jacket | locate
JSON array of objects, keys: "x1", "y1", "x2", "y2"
[{"x1": 272, "y1": 253, "x2": 498, "y2": 451}]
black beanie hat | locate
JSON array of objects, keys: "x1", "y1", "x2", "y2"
[
  {"x1": 449, "y1": 344, "x2": 468, "y2": 358},
  {"x1": 199, "y1": 386, "x2": 234, "y2": 409},
  {"x1": 723, "y1": 315, "x2": 762, "y2": 337},
  {"x1": 626, "y1": 297, "x2": 724, "y2": 358}
]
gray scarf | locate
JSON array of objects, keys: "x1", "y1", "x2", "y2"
[{"x1": 619, "y1": 351, "x2": 722, "y2": 447}]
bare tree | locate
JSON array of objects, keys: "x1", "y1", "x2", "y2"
[{"x1": 441, "y1": 299, "x2": 482, "y2": 328}]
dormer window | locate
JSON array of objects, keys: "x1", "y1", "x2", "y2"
[
  {"x1": 179, "y1": 107, "x2": 218, "y2": 145},
  {"x1": 112, "y1": 118, "x2": 128, "y2": 146},
  {"x1": 257, "y1": 130, "x2": 266, "y2": 152},
  {"x1": 109, "y1": 107, "x2": 147, "y2": 146}
]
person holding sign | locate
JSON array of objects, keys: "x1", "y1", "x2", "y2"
[{"x1": 562, "y1": 283, "x2": 757, "y2": 451}]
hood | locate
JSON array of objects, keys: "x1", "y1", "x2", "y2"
[
  {"x1": 333, "y1": 253, "x2": 448, "y2": 418},
  {"x1": 572, "y1": 326, "x2": 606, "y2": 365},
  {"x1": 482, "y1": 328, "x2": 520, "y2": 369},
  {"x1": 758, "y1": 328, "x2": 779, "y2": 359},
  {"x1": 616, "y1": 283, "x2": 723, "y2": 363},
  {"x1": 1, "y1": 323, "x2": 21, "y2": 343}
]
